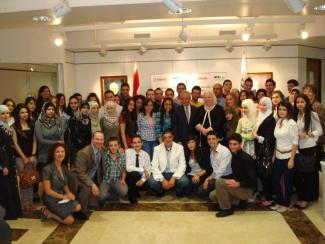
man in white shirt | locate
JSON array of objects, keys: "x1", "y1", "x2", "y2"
[
  {"x1": 125, "y1": 135, "x2": 151, "y2": 204},
  {"x1": 148, "y1": 129, "x2": 190, "y2": 197},
  {"x1": 198, "y1": 131, "x2": 232, "y2": 198}
]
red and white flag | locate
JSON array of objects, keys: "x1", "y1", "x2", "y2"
[{"x1": 133, "y1": 62, "x2": 140, "y2": 96}]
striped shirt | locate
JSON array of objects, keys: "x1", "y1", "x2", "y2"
[{"x1": 137, "y1": 113, "x2": 157, "y2": 141}]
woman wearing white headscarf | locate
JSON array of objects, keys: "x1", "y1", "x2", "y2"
[
  {"x1": 236, "y1": 99, "x2": 257, "y2": 157},
  {"x1": 0, "y1": 105, "x2": 22, "y2": 220},
  {"x1": 88, "y1": 101, "x2": 101, "y2": 133},
  {"x1": 253, "y1": 97, "x2": 276, "y2": 207},
  {"x1": 195, "y1": 90, "x2": 226, "y2": 147},
  {"x1": 100, "y1": 101, "x2": 121, "y2": 146}
]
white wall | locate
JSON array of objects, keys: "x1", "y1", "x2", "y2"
[{"x1": 74, "y1": 45, "x2": 300, "y2": 100}]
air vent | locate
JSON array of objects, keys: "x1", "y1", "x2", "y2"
[
  {"x1": 134, "y1": 33, "x2": 151, "y2": 39},
  {"x1": 219, "y1": 30, "x2": 236, "y2": 36}
]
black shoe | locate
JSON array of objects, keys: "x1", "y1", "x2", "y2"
[
  {"x1": 215, "y1": 209, "x2": 234, "y2": 218},
  {"x1": 237, "y1": 200, "x2": 248, "y2": 210},
  {"x1": 129, "y1": 198, "x2": 138, "y2": 205},
  {"x1": 74, "y1": 212, "x2": 89, "y2": 220}
]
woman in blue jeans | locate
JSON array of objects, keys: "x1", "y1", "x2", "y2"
[
  {"x1": 271, "y1": 100, "x2": 298, "y2": 213},
  {"x1": 137, "y1": 99, "x2": 157, "y2": 159}
]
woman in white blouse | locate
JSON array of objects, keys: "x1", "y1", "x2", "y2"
[
  {"x1": 271, "y1": 100, "x2": 298, "y2": 213},
  {"x1": 293, "y1": 94, "x2": 323, "y2": 209}
]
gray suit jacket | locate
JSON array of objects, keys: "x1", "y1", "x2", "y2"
[{"x1": 70, "y1": 144, "x2": 104, "y2": 187}]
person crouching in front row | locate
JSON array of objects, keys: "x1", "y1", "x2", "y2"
[
  {"x1": 148, "y1": 129, "x2": 190, "y2": 197},
  {"x1": 125, "y1": 135, "x2": 151, "y2": 204},
  {"x1": 212, "y1": 133, "x2": 257, "y2": 217},
  {"x1": 99, "y1": 137, "x2": 128, "y2": 203}
]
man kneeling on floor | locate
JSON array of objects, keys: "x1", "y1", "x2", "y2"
[
  {"x1": 148, "y1": 129, "x2": 190, "y2": 197},
  {"x1": 99, "y1": 137, "x2": 128, "y2": 203},
  {"x1": 125, "y1": 135, "x2": 151, "y2": 204},
  {"x1": 212, "y1": 133, "x2": 257, "y2": 217}
]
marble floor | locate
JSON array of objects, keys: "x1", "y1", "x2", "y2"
[{"x1": 7, "y1": 195, "x2": 325, "y2": 244}]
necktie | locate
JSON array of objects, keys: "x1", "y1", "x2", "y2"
[
  {"x1": 95, "y1": 151, "x2": 100, "y2": 165},
  {"x1": 136, "y1": 154, "x2": 139, "y2": 167},
  {"x1": 185, "y1": 106, "x2": 190, "y2": 123}
]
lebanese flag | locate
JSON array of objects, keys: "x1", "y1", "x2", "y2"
[{"x1": 133, "y1": 62, "x2": 140, "y2": 96}]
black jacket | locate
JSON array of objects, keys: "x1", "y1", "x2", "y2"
[
  {"x1": 172, "y1": 105, "x2": 197, "y2": 143},
  {"x1": 185, "y1": 147, "x2": 212, "y2": 176},
  {"x1": 254, "y1": 114, "x2": 276, "y2": 158}
]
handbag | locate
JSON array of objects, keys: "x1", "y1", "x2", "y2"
[
  {"x1": 256, "y1": 139, "x2": 273, "y2": 180},
  {"x1": 294, "y1": 152, "x2": 315, "y2": 173},
  {"x1": 19, "y1": 166, "x2": 41, "y2": 189}
]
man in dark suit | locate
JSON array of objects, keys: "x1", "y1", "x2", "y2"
[
  {"x1": 172, "y1": 91, "x2": 197, "y2": 143},
  {"x1": 69, "y1": 131, "x2": 105, "y2": 219}
]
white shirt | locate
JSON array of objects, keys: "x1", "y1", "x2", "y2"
[
  {"x1": 183, "y1": 105, "x2": 191, "y2": 122},
  {"x1": 297, "y1": 111, "x2": 323, "y2": 149},
  {"x1": 125, "y1": 148, "x2": 151, "y2": 182},
  {"x1": 274, "y1": 119, "x2": 298, "y2": 159},
  {"x1": 210, "y1": 144, "x2": 232, "y2": 179},
  {"x1": 151, "y1": 142, "x2": 186, "y2": 181}
]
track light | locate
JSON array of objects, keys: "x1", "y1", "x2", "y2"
[
  {"x1": 224, "y1": 41, "x2": 234, "y2": 52},
  {"x1": 178, "y1": 26, "x2": 188, "y2": 42},
  {"x1": 175, "y1": 45, "x2": 184, "y2": 54},
  {"x1": 284, "y1": 0, "x2": 305, "y2": 13},
  {"x1": 241, "y1": 25, "x2": 253, "y2": 42},
  {"x1": 52, "y1": 0, "x2": 71, "y2": 18},
  {"x1": 163, "y1": 0, "x2": 192, "y2": 14},
  {"x1": 98, "y1": 44, "x2": 107, "y2": 57},
  {"x1": 299, "y1": 24, "x2": 309, "y2": 39},
  {"x1": 139, "y1": 45, "x2": 148, "y2": 55},
  {"x1": 263, "y1": 40, "x2": 272, "y2": 51}
]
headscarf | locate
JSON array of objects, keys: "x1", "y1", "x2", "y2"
[
  {"x1": 88, "y1": 101, "x2": 100, "y2": 128},
  {"x1": 38, "y1": 102, "x2": 59, "y2": 129},
  {"x1": 103, "y1": 101, "x2": 118, "y2": 123},
  {"x1": 0, "y1": 105, "x2": 12, "y2": 135},
  {"x1": 256, "y1": 97, "x2": 272, "y2": 131},
  {"x1": 77, "y1": 101, "x2": 90, "y2": 125},
  {"x1": 241, "y1": 99, "x2": 257, "y2": 127}
]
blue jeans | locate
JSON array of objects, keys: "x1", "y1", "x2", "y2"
[
  {"x1": 273, "y1": 158, "x2": 294, "y2": 207},
  {"x1": 142, "y1": 140, "x2": 157, "y2": 160},
  {"x1": 148, "y1": 172, "x2": 190, "y2": 196}
]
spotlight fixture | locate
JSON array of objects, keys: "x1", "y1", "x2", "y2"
[
  {"x1": 178, "y1": 26, "x2": 188, "y2": 42},
  {"x1": 175, "y1": 45, "x2": 184, "y2": 54},
  {"x1": 314, "y1": 4, "x2": 325, "y2": 11},
  {"x1": 163, "y1": 0, "x2": 192, "y2": 14},
  {"x1": 284, "y1": 0, "x2": 305, "y2": 13},
  {"x1": 139, "y1": 45, "x2": 148, "y2": 55},
  {"x1": 52, "y1": 0, "x2": 71, "y2": 18},
  {"x1": 299, "y1": 24, "x2": 309, "y2": 39},
  {"x1": 224, "y1": 41, "x2": 234, "y2": 53},
  {"x1": 241, "y1": 25, "x2": 253, "y2": 42},
  {"x1": 54, "y1": 37, "x2": 63, "y2": 46},
  {"x1": 32, "y1": 15, "x2": 53, "y2": 23},
  {"x1": 30, "y1": 67, "x2": 34, "y2": 72},
  {"x1": 52, "y1": 17, "x2": 62, "y2": 25},
  {"x1": 98, "y1": 44, "x2": 107, "y2": 57},
  {"x1": 263, "y1": 40, "x2": 272, "y2": 51}
]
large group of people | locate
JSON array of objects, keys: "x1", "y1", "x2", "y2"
[{"x1": 0, "y1": 78, "x2": 324, "y2": 225}]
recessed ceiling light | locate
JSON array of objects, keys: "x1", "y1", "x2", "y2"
[
  {"x1": 32, "y1": 15, "x2": 53, "y2": 23},
  {"x1": 168, "y1": 7, "x2": 192, "y2": 15},
  {"x1": 314, "y1": 4, "x2": 325, "y2": 11}
]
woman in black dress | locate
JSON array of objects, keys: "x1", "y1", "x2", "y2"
[
  {"x1": 195, "y1": 90, "x2": 226, "y2": 148},
  {"x1": 253, "y1": 97, "x2": 276, "y2": 207},
  {"x1": 0, "y1": 105, "x2": 22, "y2": 220},
  {"x1": 66, "y1": 101, "x2": 92, "y2": 165},
  {"x1": 41, "y1": 143, "x2": 81, "y2": 225}
]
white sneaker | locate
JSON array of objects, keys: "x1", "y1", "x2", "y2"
[
  {"x1": 276, "y1": 206, "x2": 288, "y2": 213},
  {"x1": 270, "y1": 205, "x2": 280, "y2": 211}
]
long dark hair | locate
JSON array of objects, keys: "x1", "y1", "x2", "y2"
[
  {"x1": 293, "y1": 94, "x2": 312, "y2": 132},
  {"x1": 56, "y1": 93, "x2": 67, "y2": 112},
  {"x1": 12, "y1": 103, "x2": 33, "y2": 132},
  {"x1": 25, "y1": 96, "x2": 37, "y2": 119},
  {"x1": 134, "y1": 95, "x2": 146, "y2": 113},
  {"x1": 86, "y1": 92, "x2": 101, "y2": 107},
  {"x1": 47, "y1": 142, "x2": 69, "y2": 165},
  {"x1": 277, "y1": 100, "x2": 293, "y2": 120},
  {"x1": 122, "y1": 98, "x2": 137, "y2": 136},
  {"x1": 2, "y1": 98, "x2": 16, "y2": 110},
  {"x1": 184, "y1": 135, "x2": 200, "y2": 163},
  {"x1": 35, "y1": 85, "x2": 50, "y2": 117},
  {"x1": 160, "y1": 97, "x2": 174, "y2": 130},
  {"x1": 66, "y1": 95, "x2": 79, "y2": 117},
  {"x1": 141, "y1": 99, "x2": 154, "y2": 116}
]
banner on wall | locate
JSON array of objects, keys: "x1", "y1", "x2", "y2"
[{"x1": 151, "y1": 72, "x2": 227, "y2": 92}]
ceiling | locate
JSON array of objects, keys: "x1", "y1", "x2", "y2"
[{"x1": 1, "y1": 0, "x2": 325, "y2": 51}]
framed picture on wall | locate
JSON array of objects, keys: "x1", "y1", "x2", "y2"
[
  {"x1": 100, "y1": 75, "x2": 128, "y2": 104},
  {"x1": 247, "y1": 72, "x2": 273, "y2": 89}
]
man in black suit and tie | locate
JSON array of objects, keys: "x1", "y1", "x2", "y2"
[{"x1": 172, "y1": 91, "x2": 197, "y2": 144}]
